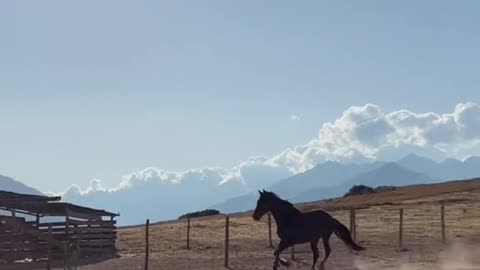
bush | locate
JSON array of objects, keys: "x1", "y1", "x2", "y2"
[
  {"x1": 178, "y1": 209, "x2": 221, "y2": 220},
  {"x1": 344, "y1": 184, "x2": 397, "y2": 197},
  {"x1": 344, "y1": 184, "x2": 374, "y2": 197}
]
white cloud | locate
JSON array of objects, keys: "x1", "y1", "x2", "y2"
[
  {"x1": 65, "y1": 102, "x2": 480, "y2": 193},
  {"x1": 289, "y1": 114, "x2": 301, "y2": 121},
  {"x1": 59, "y1": 102, "x2": 480, "y2": 224},
  {"x1": 276, "y1": 102, "x2": 480, "y2": 167}
]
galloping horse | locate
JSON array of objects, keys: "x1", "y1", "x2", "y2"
[{"x1": 252, "y1": 190, "x2": 365, "y2": 270}]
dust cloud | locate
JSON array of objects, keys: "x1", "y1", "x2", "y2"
[{"x1": 355, "y1": 240, "x2": 480, "y2": 270}]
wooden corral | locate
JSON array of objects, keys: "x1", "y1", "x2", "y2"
[{"x1": 0, "y1": 190, "x2": 119, "y2": 269}]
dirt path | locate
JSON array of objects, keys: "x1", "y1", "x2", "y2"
[{"x1": 73, "y1": 239, "x2": 480, "y2": 270}]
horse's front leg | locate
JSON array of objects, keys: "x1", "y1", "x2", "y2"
[{"x1": 273, "y1": 240, "x2": 290, "y2": 270}]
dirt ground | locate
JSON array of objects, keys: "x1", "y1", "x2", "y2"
[
  {"x1": 75, "y1": 238, "x2": 480, "y2": 270},
  {"x1": 71, "y1": 188, "x2": 480, "y2": 270}
]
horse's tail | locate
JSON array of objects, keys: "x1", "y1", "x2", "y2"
[{"x1": 332, "y1": 218, "x2": 365, "y2": 251}]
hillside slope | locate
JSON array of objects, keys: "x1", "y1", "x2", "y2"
[
  {"x1": 293, "y1": 162, "x2": 434, "y2": 202},
  {"x1": 0, "y1": 174, "x2": 43, "y2": 195}
]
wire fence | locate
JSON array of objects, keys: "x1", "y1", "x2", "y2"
[{"x1": 134, "y1": 199, "x2": 480, "y2": 269}]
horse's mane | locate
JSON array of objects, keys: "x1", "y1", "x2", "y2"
[
  {"x1": 265, "y1": 191, "x2": 294, "y2": 207},
  {"x1": 263, "y1": 191, "x2": 302, "y2": 218}
]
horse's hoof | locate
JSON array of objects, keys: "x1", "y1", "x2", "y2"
[{"x1": 279, "y1": 258, "x2": 290, "y2": 266}]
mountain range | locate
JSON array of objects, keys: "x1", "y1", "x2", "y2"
[
  {"x1": 2, "y1": 154, "x2": 480, "y2": 225},
  {"x1": 213, "y1": 154, "x2": 480, "y2": 213}
]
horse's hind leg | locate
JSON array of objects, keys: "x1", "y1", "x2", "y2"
[
  {"x1": 310, "y1": 238, "x2": 320, "y2": 270},
  {"x1": 319, "y1": 233, "x2": 332, "y2": 270}
]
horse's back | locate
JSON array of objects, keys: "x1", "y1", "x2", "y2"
[
  {"x1": 303, "y1": 209, "x2": 336, "y2": 225},
  {"x1": 304, "y1": 209, "x2": 332, "y2": 217}
]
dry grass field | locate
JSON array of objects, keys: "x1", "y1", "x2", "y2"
[{"x1": 73, "y1": 178, "x2": 480, "y2": 270}]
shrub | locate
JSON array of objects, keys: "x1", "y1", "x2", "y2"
[
  {"x1": 178, "y1": 209, "x2": 221, "y2": 220},
  {"x1": 344, "y1": 184, "x2": 374, "y2": 197}
]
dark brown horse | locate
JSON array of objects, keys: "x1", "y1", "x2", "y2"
[{"x1": 253, "y1": 190, "x2": 365, "y2": 270}]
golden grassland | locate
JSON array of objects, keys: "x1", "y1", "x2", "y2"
[{"x1": 78, "y1": 178, "x2": 480, "y2": 270}]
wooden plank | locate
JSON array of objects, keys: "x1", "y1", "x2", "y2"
[
  {"x1": 0, "y1": 234, "x2": 37, "y2": 242},
  {"x1": 72, "y1": 227, "x2": 116, "y2": 233},
  {"x1": 37, "y1": 227, "x2": 116, "y2": 234},
  {"x1": 78, "y1": 242, "x2": 116, "y2": 248},
  {"x1": 0, "y1": 242, "x2": 40, "y2": 249},
  {"x1": 38, "y1": 233, "x2": 117, "y2": 241},
  {"x1": 64, "y1": 211, "x2": 102, "y2": 221},
  {"x1": 37, "y1": 222, "x2": 70, "y2": 228},
  {"x1": 67, "y1": 219, "x2": 116, "y2": 227},
  {"x1": 76, "y1": 246, "x2": 116, "y2": 253}
]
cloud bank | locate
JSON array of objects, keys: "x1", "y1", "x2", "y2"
[
  {"x1": 277, "y1": 102, "x2": 480, "y2": 171},
  {"x1": 61, "y1": 102, "x2": 480, "y2": 224}
]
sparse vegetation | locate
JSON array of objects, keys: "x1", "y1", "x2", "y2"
[
  {"x1": 344, "y1": 184, "x2": 397, "y2": 197},
  {"x1": 178, "y1": 209, "x2": 221, "y2": 220},
  {"x1": 344, "y1": 184, "x2": 374, "y2": 197}
]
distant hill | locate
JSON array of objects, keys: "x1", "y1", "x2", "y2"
[
  {"x1": 269, "y1": 161, "x2": 384, "y2": 199},
  {"x1": 214, "y1": 158, "x2": 442, "y2": 213},
  {"x1": 211, "y1": 193, "x2": 257, "y2": 214},
  {"x1": 398, "y1": 154, "x2": 480, "y2": 180},
  {"x1": 5, "y1": 154, "x2": 480, "y2": 225},
  {"x1": 62, "y1": 173, "x2": 248, "y2": 225},
  {"x1": 0, "y1": 174, "x2": 43, "y2": 195},
  {"x1": 293, "y1": 162, "x2": 434, "y2": 203}
]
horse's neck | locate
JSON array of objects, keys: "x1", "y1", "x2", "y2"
[{"x1": 270, "y1": 201, "x2": 302, "y2": 227}]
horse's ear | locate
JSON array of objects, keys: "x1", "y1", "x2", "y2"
[{"x1": 258, "y1": 190, "x2": 263, "y2": 195}]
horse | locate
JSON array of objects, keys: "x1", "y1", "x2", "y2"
[{"x1": 252, "y1": 189, "x2": 365, "y2": 270}]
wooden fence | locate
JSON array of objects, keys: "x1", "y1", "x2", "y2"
[{"x1": 0, "y1": 217, "x2": 117, "y2": 269}]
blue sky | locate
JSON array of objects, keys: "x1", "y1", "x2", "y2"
[{"x1": 1, "y1": 1, "x2": 479, "y2": 192}]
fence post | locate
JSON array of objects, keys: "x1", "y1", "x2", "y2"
[
  {"x1": 441, "y1": 202, "x2": 446, "y2": 244},
  {"x1": 47, "y1": 224, "x2": 52, "y2": 270},
  {"x1": 35, "y1": 214, "x2": 40, "y2": 228},
  {"x1": 350, "y1": 209, "x2": 356, "y2": 240},
  {"x1": 145, "y1": 219, "x2": 150, "y2": 270},
  {"x1": 224, "y1": 216, "x2": 230, "y2": 268},
  {"x1": 291, "y1": 245, "x2": 295, "y2": 261},
  {"x1": 267, "y1": 213, "x2": 273, "y2": 248},
  {"x1": 64, "y1": 212, "x2": 70, "y2": 268},
  {"x1": 187, "y1": 217, "x2": 191, "y2": 249},
  {"x1": 398, "y1": 208, "x2": 404, "y2": 248},
  {"x1": 11, "y1": 210, "x2": 16, "y2": 263}
]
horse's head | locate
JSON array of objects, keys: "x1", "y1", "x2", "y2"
[{"x1": 252, "y1": 189, "x2": 273, "y2": 221}]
